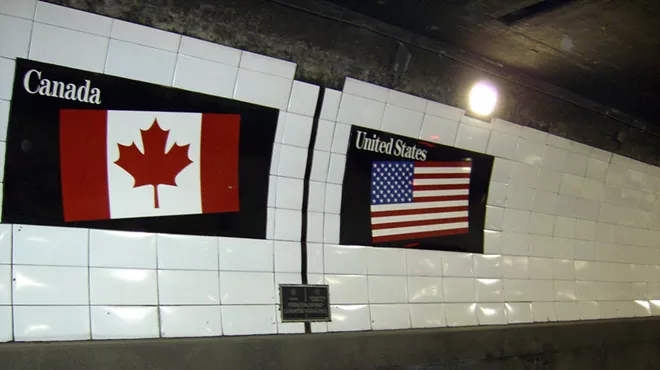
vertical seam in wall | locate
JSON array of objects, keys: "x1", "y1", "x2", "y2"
[
  {"x1": 86, "y1": 229, "x2": 92, "y2": 340},
  {"x1": 300, "y1": 87, "x2": 325, "y2": 334}
]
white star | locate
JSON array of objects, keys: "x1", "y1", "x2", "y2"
[{"x1": 388, "y1": 163, "x2": 392, "y2": 167}]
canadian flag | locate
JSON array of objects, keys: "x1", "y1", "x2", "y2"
[{"x1": 59, "y1": 110, "x2": 240, "y2": 222}]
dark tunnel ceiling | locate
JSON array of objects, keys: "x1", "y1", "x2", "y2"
[{"x1": 324, "y1": 0, "x2": 660, "y2": 125}]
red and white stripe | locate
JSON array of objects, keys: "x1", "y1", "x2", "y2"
[{"x1": 371, "y1": 161, "x2": 471, "y2": 243}]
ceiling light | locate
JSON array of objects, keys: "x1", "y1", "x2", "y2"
[{"x1": 468, "y1": 81, "x2": 498, "y2": 117}]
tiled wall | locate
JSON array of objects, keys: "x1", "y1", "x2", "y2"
[{"x1": 1, "y1": 0, "x2": 660, "y2": 342}]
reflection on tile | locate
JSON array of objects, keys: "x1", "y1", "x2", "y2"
[
  {"x1": 407, "y1": 276, "x2": 443, "y2": 303},
  {"x1": 90, "y1": 268, "x2": 157, "y2": 305},
  {"x1": 410, "y1": 303, "x2": 446, "y2": 328},
  {"x1": 445, "y1": 303, "x2": 478, "y2": 327},
  {"x1": 328, "y1": 304, "x2": 371, "y2": 332},
  {"x1": 476, "y1": 303, "x2": 506, "y2": 325},
  {"x1": 368, "y1": 276, "x2": 408, "y2": 303},
  {"x1": 13, "y1": 305, "x2": 90, "y2": 342},
  {"x1": 406, "y1": 249, "x2": 443, "y2": 276},
  {"x1": 325, "y1": 275, "x2": 368, "y2": 304},
  {"x1": 325, "y1": 244, "x2": 367, "y2": 275},
  {"x1": 13, "y1": 224, "x2": 88, "y2": 267},
  {"x1": 505, "y1": 302, "x2": 533, "y2": 324},
  {"x1": 13, "y1": 265, "x2": 88, "y2": 305},
  {"x1": 475, "y1": 279, "x2": 503, "y2": 302}
]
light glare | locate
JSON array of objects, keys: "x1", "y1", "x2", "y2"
[{"x1": 469, "y1": 82, "x2": 498, "y2": 116}]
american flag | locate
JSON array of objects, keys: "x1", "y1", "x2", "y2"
[{"x1": 370, "y1": 160, "x2": 471, "y2": 243}]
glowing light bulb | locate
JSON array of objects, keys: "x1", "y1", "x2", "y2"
[{"x1": 468, "y1": 81, "x2": 498, "y2": 116}]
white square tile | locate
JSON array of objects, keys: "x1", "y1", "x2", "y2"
[
  {"x1": 90, "y1": 229, "x2": 156, "y2": 269},
  {"x1": 307, "y1": 243, "x2": 324, "y2": 274},
  {"x1": 287, "y1": 81, "x2": 319, "y2": 116},
  {"x1": 519, "y1": 126, "x2": 547, "y2": 142},
  {"x1": 330, "y1": 122, "x2": 351, "y2": 155},
  {"x1": 406, "y1": 249, "x2": 443, "y2": 276},
  {"x1": 105, "y1": 39, "x2": 177, "y2": 85},
  {"x1": 368, "y1": 276, "x2": 408, "y2": 303},
  {"x1": 327, "y1": 304, "x2": 371, "y2": 332},
  {"x1": 159, "y1": 270, "x2": 220, "y2": 305},
  {"x1": 13, "y1": 224, "x2": 88, "y2": 267},
  {"x1": 275, "y1": 176, "x2": 304, "y2": 210},
  {"x1": 425, "y1": 100, "x2": 464, "y2": 121},
  {"x1": 454, "y1": 123, "x2": 490, "y2": 153},
  {"x1": 367, "y1": 247, "x2": 406, "y2": 275},
  {"x1": 552, "y1": 259, "x2": 575, "y2": 280},
  {"x1": 443, "y1": 277, "x2": 476, "y2": 302},
  {"x1": 555, "y1": 280, "x2": 577, "y2": 301},
  {"x1": 581, "y1": 178, "x2": 604, "y2": 201},
  {"x1": 634, "y1": 300, "x2": 652, "y2": 317},
  {"x1": 407, "y1": 276, "x2": 443, "y2": 303},
  {"x1": 111, "y1": 19, "x2": 180, "y2": 51},
  {"x1": 0, "y1": 0, "x2": 35, "y2": 18},
  {"x1": 555, "y1": 194, "x2": 579, "y2": 218},
  {"x1": 336, "y1": 93, "x2": 385, "y2": 129},
  {"x1": 442, "y1": 252, "x2": 474, "y2": 277},
  {"x1": 0, "y1": 305, "x2": 11, "y2": 342},
  {"x1": 310, "y1": 150, "x2": 330, "y2": 182},
  {"x1": 532, "y1": 302, "x2": 557, "y2": 322},
  {"x1": 586, "y1": 158, "x2": 609, "y2": 181},
  {"x1": 323, "y1": 213, "x2": 340, "y2": 244},
  {"x1": 0, "y1": 57, "x2": 14, "y2": 100},
  {"x1": 13, "y1": 305, "x2": 90, "y2": 342},
  {"x1": 536, "y1": 167, "x2": 562, "y2": 193},
  {"x1": 325, "y1": 274, "x2": 368, "y2": 304},
  {"x1": 419, "y1": 114, "x2": 459, "y2": 147},
  {"x1": 281, "y1": 112, "x2": 313, "y2": 148},
  {"x1": 370, "y1": 304, "x2": 411, "y2": 330},
  {"x1": 314, "y1": 119, "x2": 335, "y2": 152},
  {"x1": 240, "y1": 51, "x2": 295, "y2": 79},
  {"x1": 515, "y1": 137, "x2": 544, "y2": 165},
  {"x1": 91, "y1": 306, "x2": 159, "y2": 339},
  {"x1": 13, "y1": 265, "x2": 88, "y2": 305},
  {"x1": 218, "y1": 237, "x2": 273, "y2": 272},
  {"x1": 387, "y1": 89, "x2": 427, "y2": 112},
  {"x1": 325, "y1": 244, "x2": 367, "y2": 275},
  {"x1": 172, "y1": 55, "x2": 237, "y2": 98},
  {"x1": 233, "y1": 68, "x2": 292, "y2": 110},
  {"x1": 487, "y1": 182, "x2": 507, "y2": 207},
  {"x1": 318, "y1": 87, "x2": 341, "y2": 120},
  {"x1": 324, "y1": 183, "x2": 342, "y2": 214},
  {"x1": 503, "y1": 209, "x2": 530, "y2": 233},
  {"x1": 485, "y1": 206, "x2": 504, "y2": 231},
  {"x1": 308, "y1": 181, "x2": 326, "y2": 213},
  {"x1": 555, "y1": 302, "x2": 579, "y2": 321},
  {"x1": 506, "y1": 184, "x2": 535, "y2": 210},
  {"x1": 221, "y1": 305, "x2": 277, "y2": 336},
  {"x1": 554, "y1": 216, "x2": 576, "y2": 238},
  {"x1": 160, "y1": 305, "x2": 222, "y2": 338},
  {"x1": 484, "y1": 230, "x2": 503, "y2": 254},
  {"x1": 491, "y1": 158, "x2": 512, "y2": 183},
  {"x1": 486, "y1": 131, "x2": 517, "y2": 159},
  {"x1": 0, "y1": 99, "x2": 8, "y2": 141},
  {"x1": 273, "y1": 208, "x2": 302, "y2": 241},
  {"x1": 477, "y1": 303, "x2": 507, "y2": 325},
  {"x1": 220, "y1": 271, "x2": 274, "y2": 304},
  {"x1": 529, "y1": 212, "x2": 554, "y2": 236},
  {"x1": 178, "y1": 36, "x2": 241, "y2": 66},
  {"x1": 30, "y1": 22, "x2": 108, "y2": 73},
  {"x1": 327, "y1": 153, "x2": 346, "y2": 184},
  {"x1": 410, "y1": 303, "x2": 446, "y2": 328},
  {"x1": 381, "y1": 104, "x2": 423, "y2": 138},
  {"x1": 445, "y1": 303, "x2": 478, "y2": 327},
  {"x1": 501, "y1": 231, "x2": 529, "y2": 256},
  {"x1": 157, "y1": 234, "x2": 218, "y2": 270},
  {"x1": 510, "y1": 162, "x2": 539, "y2": 188},
  {"x1": 606, "y1": 163, "x2": 628, "y2": 186},
  {"x1": 0, "y1": 224, "x2": 10, "y2": 264},
  {"x1": 528, "y1": 257, "x2": 553, "y2": 279},
  {"x1": 563, "y1": 152, "x2": 589, "y2": 176},
  {"x1": 559, "y1": 173, "x2": 583, "y2": 197},
  {"x1": 577, "y1": 301, "x2": 600, "y2": 320},
  {"x1": 460, "y1": 115, "x2": 491, "y2": 130},
  {"x1": 343, "y1": 78, "x2": 388, "y2": 101},
  {"x1": 0, "y1": 14, "x2": 31, "y2": 59},
  {"x1": 575, "y1": 219, "x2": 596, "y2": 240},
  {"x1": 277, "y1": 144, "x2": 307, "y2": 179},
  {"x1": 475, "y1": 278, "x2": 503, "y2": 302},
  {"x1": 505, "y1": 302, "x2": 533, "y2": 324},
  {"x1": 90, "y1": 268, "x2": 157, "y2": 305},
  {"x1": 575, "y1": 198, "x2": 600, "y2": 221},
  {"x1": 0, "y1": 264, "x2": 10, "y2": 305},
  {"x1": 589, "y1": 147, "x2": 612, "y2": 162},
  {"x1": 541, "y1": 146, "x2": 568, "y2": 171},
  {"x1": 270, "y1": 144, "x2": 281, "y2": 175},
  {"x1": 274, "y1": 273, "x2": 301, "y2": 303},
  {"x1": 473, "y1": 255, "x2": 501, "y2": 278},
  {"x1": 35, "y1": 2, "x2": 111, "y2": 36},
  {"x1": 490, "y1": 118, "x2": 520, "y2": 136},
  {"x1": 273, "y1": 241, "x2": 300, "y2": 273},
  {"x1": 502, "y1": 256, "x2": 529, "y2": 279}
]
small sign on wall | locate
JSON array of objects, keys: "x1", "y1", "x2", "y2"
[
  {"x1": 340, "y1": 126, "x2": 494, "y2": 253},
  {"x1": 279, "y1": 284, "x2": 331, "y2": 322},
  {"x1": 2, "y1": 59, "x2": 278, "y2": 238}
]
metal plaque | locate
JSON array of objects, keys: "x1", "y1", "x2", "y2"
[{"x1": 279, "y1": 284, "x2": 330, "y2": 322}]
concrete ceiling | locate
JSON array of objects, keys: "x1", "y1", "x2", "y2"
[{"x1": 324, "y1": 0, "x2": 660, "y2": 125}]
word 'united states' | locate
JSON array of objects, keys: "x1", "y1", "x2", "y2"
[{"x1": 370, "y1": 161, "x2": 471, "y2": 243}]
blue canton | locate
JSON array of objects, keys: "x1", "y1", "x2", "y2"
[{"x1": 370, "y1": 161, "x2": 414, "y2": 205}]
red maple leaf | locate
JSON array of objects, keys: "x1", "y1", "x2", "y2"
[{"x1": 114, "y1": 119, "x2": 192, "y2": 209}]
